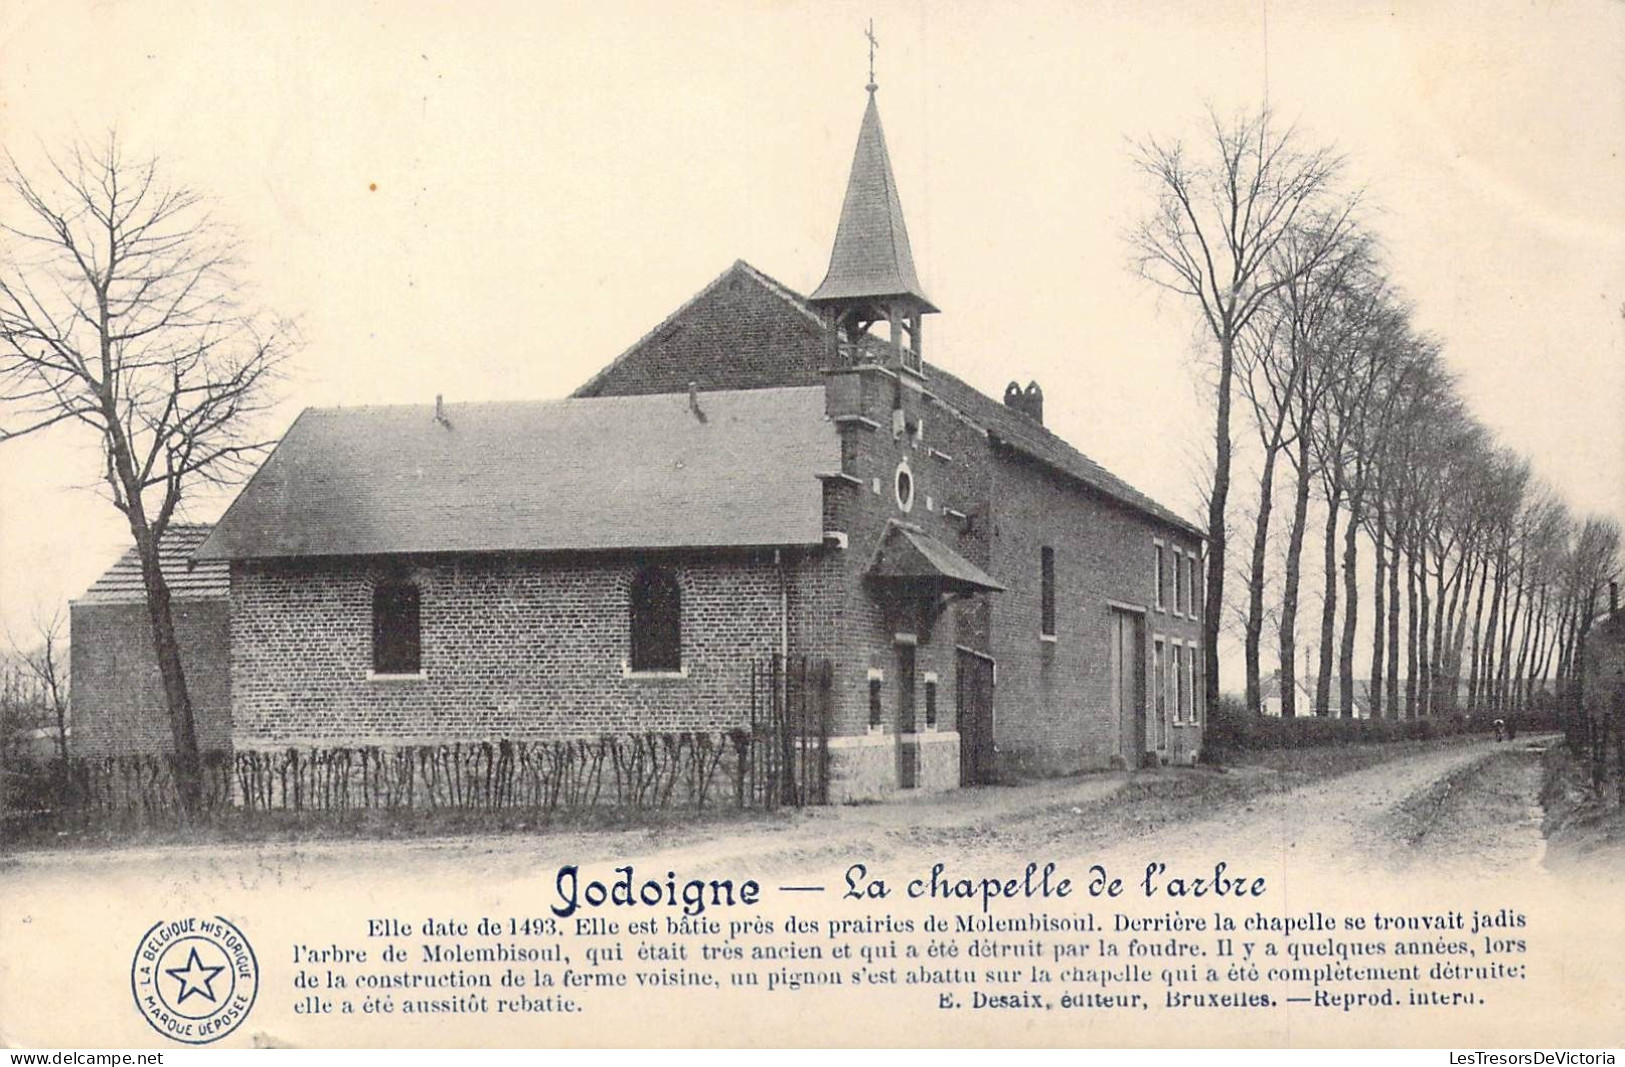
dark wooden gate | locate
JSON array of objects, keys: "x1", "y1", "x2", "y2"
[
  {"x1": 956, "y1": 648, "x2": 996, "y2": 785},
  {"x1": 1110, "y1": 609, "x2": 1147, "y2": 768},
  {"x1": 748, "y1": 655, "x2": 832, "y2": 808}
]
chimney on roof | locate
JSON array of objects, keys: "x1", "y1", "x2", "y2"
[
  {"x1": 434, "y1": 394, "x2": 451, "y2": 429},
  {"x1": 1002, "y1": 380, "x2": 1045, "y2": 425},
  {"x1": 1024, "y1": 381, "x2": 1043, "y2": 425}
]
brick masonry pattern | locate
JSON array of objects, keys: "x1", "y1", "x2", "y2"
[
  {"x1": 70, "y1": 599, "x2": 233, "y2": 756},
  {"x1": 229, "y1": 553, "x2": 799, "y2": 746}
]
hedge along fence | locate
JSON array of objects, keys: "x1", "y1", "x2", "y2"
[
  {"x1": 5, "y1": 731, "x2": 807, "y2": 829},
  {"x1": 1201, "y1": 697, "x2": 1559, "y2": 753}
]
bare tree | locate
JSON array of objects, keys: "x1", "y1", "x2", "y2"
[
  {"x1": 0, "y1": 136, "x2": 291, "y2": 810},
  {"x1": 7, "y1": 609, "x2": 71, "y2": 762},
  {"x1": 1235, "y1": 308, "x2": 1298, "y2": 711},
  {"x1": 1131, "y1": 106, "x2": 1356, "y2": 707},
  {"x1": 1267, "y1": 229, "x2": 1370, "y2": 718}
]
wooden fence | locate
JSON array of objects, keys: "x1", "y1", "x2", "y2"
[{"x1": 3, "y1": 657, "x2": 835, "y2": 828}]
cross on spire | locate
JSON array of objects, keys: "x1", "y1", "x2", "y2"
[{"x1": 865, "y1": 19, "x2": 879, "y2": 92}]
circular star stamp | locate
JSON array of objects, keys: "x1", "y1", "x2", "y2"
[{"x1": 131, "y1": 916, "x2": 259, "y2": 1044}]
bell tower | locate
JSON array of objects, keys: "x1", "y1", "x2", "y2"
[{"x1": 808, "y1": 23, "x2": 937, "y2": 377}]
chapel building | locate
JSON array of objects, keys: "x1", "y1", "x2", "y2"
[{"x1": 77, "y1": 82, "x2": 1207, "y2": 800}]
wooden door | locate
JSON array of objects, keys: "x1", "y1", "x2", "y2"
[
  {"x1": 1110, "y1": 609, "x2": 1147, "y2": 767},
  {"x1": 1153, "y1": 639, "x2": 1169, "y2": 754},
  {"x1": 896, "y1": 644, "x2": 917, "y2": 789},
  {"x1": 957, "y1": 649, "x2": 996, "y2": 785}
]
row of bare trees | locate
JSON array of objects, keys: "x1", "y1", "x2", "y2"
[
  {"x1": 1133, "y1": 106, "x2": 1620, "y2": 719},
  {"x1": 1, "y1": 611, "x2": 70, "y2": 763}
]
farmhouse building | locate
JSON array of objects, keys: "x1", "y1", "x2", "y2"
[
  {"x1": 75, "y1": 86, "x2": 1206, "y2": 800},
  {"x1": 70, "y1": 524, "x2": 232, "y2": 755}
]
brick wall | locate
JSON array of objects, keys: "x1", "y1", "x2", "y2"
[
  {"x1": 576, "y1": 264, "x2": 828, "y2": 398},
  {"x1": 70, "y1": 599, "x2": 233, "y2": 756},
  {"x1": 987, "y1": 448, "x2": 1205, "y2": 776},
  {"x1": 821, "y1": 364, "x2": 998, "y2": 757},
  {"x1": 229, "y1": 552, "x2": 810, "y2": 747}
]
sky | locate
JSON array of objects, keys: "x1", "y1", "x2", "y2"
[{"x1": 1, "y1": 0, "x2": 1621, "y2": 678}]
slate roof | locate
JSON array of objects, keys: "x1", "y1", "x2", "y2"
[
  {"x1": 197, "y1": 387, "x2": 839, "y2": 560},
  {"x1": 809, "y1": 92, "x2": 937, "y2": 313},
  {"x1": 920, "y1": 361, "x2": 1205, "y2": 539},
  {"x1": 75, "y1": 525, "x2": 229, "y2": 605},
  {"x1": 868, "y1": 522, "x2": 1006, "y2": 594},
  {"x1": 576, "y1": 258, "x2": 1202, "y2": 540}
]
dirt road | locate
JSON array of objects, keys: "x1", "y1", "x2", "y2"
[
  {"x1": 1, "y1": 734, "x2": 1554, "y2": 897},
  {"x1": 3, "y1": 734, "x2": 1606, "y2": 1049}
]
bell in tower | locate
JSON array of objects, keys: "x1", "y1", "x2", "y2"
[{"x1": 808, "y1": 26, "x2": 937, "y2": 377}]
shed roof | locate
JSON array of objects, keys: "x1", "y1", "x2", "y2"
[
  {"x1": 867, "y1": 522, "x2": 1005, "y2": 594},
  {"x1": 74, "y1": 524, "x2": 229, "y2": 605},
  {"x1": 198, "y1": 387, "x2": 840, "y2": 560}
]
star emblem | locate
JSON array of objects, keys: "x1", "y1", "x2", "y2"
[{"x1": 165, "y1": 946, "x2": 225, "y2": 1005}]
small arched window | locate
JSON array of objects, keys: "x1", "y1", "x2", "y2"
[{"x1": 629, "y1": 567, "x2": 682, "y2": 672}]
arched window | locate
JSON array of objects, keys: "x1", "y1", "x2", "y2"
[
  {"x1": 629, "y1": 567, "x2": 682, "y2": 672},
  {"x1": 372, "y1": 580, "x2": 421, "y2": 675}
]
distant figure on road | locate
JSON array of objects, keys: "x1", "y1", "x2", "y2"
[{"x1": 1494, "y1": 718, "x2": 1506, "y2": 743}]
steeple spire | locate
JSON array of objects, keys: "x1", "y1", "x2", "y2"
[{"x1": 809, "y1": 31, "x2": 937, "y2": 374}]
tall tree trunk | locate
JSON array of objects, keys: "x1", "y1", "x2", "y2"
[
  {"x1": 1338, "y1": 481, "x2": 1363, "y2": 719},
  {"x1": 1203, "y1": 333, "x2": 1236, "y2": 711},
  {"x1": 1481, "y1": 554, "x2": 1506, "y2": 713},
  {"x1": 1498, "y1": 573, "x2": 1526, "y2": 714},
  {"x1": 1314, "y1": 479, "x2": 1344, "y2": 716},
  {"x1": 1514, "y1": 588, "x2": 1537, "y2": 714},
  {"x1": 1369, "y1": 500, "x2": 1388, "y2": 719},
  {"x1": 1554, "y1": 598, "x2": 1575, "y2": 684},
  {"x1": 1406, "y1": 534, "x2": 1420, "y2": 719},
  {"x1": 1278, "y1": 441, "x2": 1314, "y2": 719},
  {"x1": 1449, "y1": 555, "x2": 1478, "y2": 711},
  {"x1": 1386, "y1": 525, "x2": 1403, "y2": 717},
  {"x1": 1547, "y1": 597, "x2": 1573, "y2": 682},
  {"x1": 132, "y1": 528, "x2": 202, "y2": 812},
  {"x1": 1430, "y1": 549, "x2": 1452, "y2": 712},
  {"x1": 1466, "y1": 556, "x2": 1490, "y2": 709},
  {"x1": 1417, "y1": 536, "x2": 1432, "y2": 717},
  {"x1": 1244, "y1": 444, "x2": 1282, "y2": 713}
]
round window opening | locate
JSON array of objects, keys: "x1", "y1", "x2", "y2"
[{"x1": 894, "y1": 461, "x2": 915, "y2": 513}]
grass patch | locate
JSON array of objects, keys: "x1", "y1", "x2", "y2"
[{"x1": 1539, "y1": 742, "x2": 1625, "y2": 870}]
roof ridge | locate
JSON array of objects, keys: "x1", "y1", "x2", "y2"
[
  {"x1": 305, "y1": 384, "x2": 826, "y2": 416},
  {"x1": 732, "y1": 269, "x2": 1198, "y2": 535}
]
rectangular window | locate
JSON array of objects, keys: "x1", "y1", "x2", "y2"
[
  {"x1": 1188, "y1": 555, "x2": 1200, "y2": 619},
  {"x1": 1174, "y1": 548, "x2": 1186, "y2": 615},
  {"x1": 1040, "y1": 546, "x2": 1056, "y2": 637},
  {"x1": 1173, "y1": 644, "x2": 1186, "y2": 724},
  {"x1": 1153, "y1": 638, "x2": 1167, "y2": 747},
  {"x1": 924, "y1": 678, "x2": 938, "y2": 728},
  {"x1": 1189, "y1": 649, "x2": 1202, "y2": 724},
  {"x1": 869, "y1": 677, "x2": 883, "y2": 727},
  {"x1": 372, "y1": 581, "x2": 421, "y2": 675},
  {"x1": 1189, "y1": 652, "x2": 1201, "y2": 725},
  {"x1": 1154, "y1": 543, "x2": 1166, "y2": 611},
  {"x1": 1190, "y1": 554, "x2": 1202, "y2": 619}
]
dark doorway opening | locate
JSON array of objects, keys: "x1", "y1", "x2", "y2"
[{"x1": 957, "y1": 648, "x2": 996, "y2": 785}]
